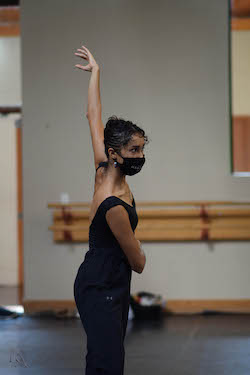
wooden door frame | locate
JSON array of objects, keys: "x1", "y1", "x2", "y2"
[
  {"x1": 0, "y1": 107, "x2": 23, "y2": 305},
  {"x1": 16, "y1": 117, "x2": 23, "y2": 305}
]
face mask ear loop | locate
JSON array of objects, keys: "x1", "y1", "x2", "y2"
[
  {"x1": 113, "y1": 149, "x2": 121, "y2": 168},
  {"x1": 115, "y1": 150, "x2": 124, "y2": 166}
]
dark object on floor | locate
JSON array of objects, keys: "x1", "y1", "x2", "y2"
[
  {"x1": 0, "y1": 306, "x2": 21, "y2": 320},
  {"x1": 130, "y1": 291, "x2": 164, "y2": 320},
  {"x1": 201, "y1": 309, "x2": 235, "y2": 315},
  {"x1": 26, "y1": 308, "x2": 77, "y2": 319}
]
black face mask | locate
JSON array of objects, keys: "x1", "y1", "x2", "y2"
[{"x1": 115, "y1": 152, "x2": 145, "y2": 176}]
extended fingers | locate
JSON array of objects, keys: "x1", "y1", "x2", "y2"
[
  {"x1": 75, "y1": 47, "x2": 88, "y2": 60},
  {"x1": 75, "y1": 52, "x2": 87, "y2": 58},
  {"x1": 77, "y1": 48, "x2": 87, "y2": 54},
  {"x1": 81, "y1": 45, "x2": 89, "y2": 52},
  {"x1": 75, "y1": 64, "x2": 87, "y2": 70},
  {"x1": 74, "y1": 45, "x2": 91, "y2": 66}
]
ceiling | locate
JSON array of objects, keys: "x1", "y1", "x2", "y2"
[{"x1": 1, "y1": 1, "x2": 250, "y2": 18}]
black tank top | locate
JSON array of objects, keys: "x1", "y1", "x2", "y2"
[
  {"x1": 89, "y1": 161, "x2": 138, "y2": 250},
  {"x1": 77, "y1": 162, "x2": 139, "y2": 289}
]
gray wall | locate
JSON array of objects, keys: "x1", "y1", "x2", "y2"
[{"x1": 21, "y1": 0, "x2": 250, "y2": 301}]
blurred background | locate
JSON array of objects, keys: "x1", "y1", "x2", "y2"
[{"x1": 1, "y1": 0, "x2": 250, "y2": 373}]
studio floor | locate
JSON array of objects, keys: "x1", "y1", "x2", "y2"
[{"x1": 0, "y1": 309, "x2": 250, "y2": 374}]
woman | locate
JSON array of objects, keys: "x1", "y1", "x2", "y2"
[{"x1": 73, "y1": 44, "x2": 148, "y2": 375}]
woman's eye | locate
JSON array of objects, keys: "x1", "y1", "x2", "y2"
[{"x1": 132, "y1": 148, "x2": 144, "y2": 152}]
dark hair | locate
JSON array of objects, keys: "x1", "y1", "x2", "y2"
[{"x1": 104, "y1": 115, "x2": 150, "y2": 159}]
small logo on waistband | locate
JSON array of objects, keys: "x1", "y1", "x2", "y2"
[{"x1": 106, "y1": 296, "x2": 113, "y2": 300}]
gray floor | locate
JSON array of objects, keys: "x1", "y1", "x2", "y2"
[{"x1": 0, "y1": 312, "x2": 250, "y2": 374}]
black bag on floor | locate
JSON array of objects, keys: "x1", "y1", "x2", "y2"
[{"x1": 130, "y1": 291, "x2": 164, "y2": 320}]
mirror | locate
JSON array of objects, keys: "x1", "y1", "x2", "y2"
[{"x1": 230, "y1": 0, "x2": 250, "y2": 175}]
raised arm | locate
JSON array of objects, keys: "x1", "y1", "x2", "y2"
[{"x1": 74, "y1": 45, "x2": 107, "y2": 169}]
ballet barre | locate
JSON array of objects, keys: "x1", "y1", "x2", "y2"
[{"x1": 48, "y1": 201, "x2": 250, "y2": 242}]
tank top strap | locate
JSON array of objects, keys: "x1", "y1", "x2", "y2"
[
  {"x1": 96, "y1": 161, "x2": 108, "y2": 172},
  {"x1": 90, "y1": 196, "x2": 130, "y2": 227},
  {"x1": 101, "y1": 196, "x2": 130, "y2": 217}
]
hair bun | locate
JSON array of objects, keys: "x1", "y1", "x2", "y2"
[{"x1": 106, "y1": 115, "x2": 119, "y2": 128}]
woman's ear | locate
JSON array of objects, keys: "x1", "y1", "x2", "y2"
[{"x1": 108, "y1": 147, "x2": 115, "y2": 157}]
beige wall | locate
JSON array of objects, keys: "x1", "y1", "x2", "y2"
[
  {"x1": 0, "y1": 37, "x2": 21, "y2": 285},
  {"x1": 21, "y1": 0, "x2": 250, "y2": 301},
  {"x1": 232, "y1": 30, "x2": 250, "y2": 115}
]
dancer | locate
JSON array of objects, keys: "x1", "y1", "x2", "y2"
[{"x1": 73, "y1": 44, "x2": 148, "y2": 375}]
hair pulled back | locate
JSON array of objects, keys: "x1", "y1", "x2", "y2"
[{"x1": 104, "y1": 115, "x2": 149, "y2": 159}]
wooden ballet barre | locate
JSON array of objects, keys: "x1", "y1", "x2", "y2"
[
  {"x1": 48, "y1": 200, "x2": 250, "y2": 242},
  {"x1": 0, "y1": 106, "x2": 22, "y2": 114},
  {"x1": 49, "y1": 223, "x2": 250, "y2": 231},
  {"x1": 48, "y1": 200, "x2": 250, "y2": 208}
]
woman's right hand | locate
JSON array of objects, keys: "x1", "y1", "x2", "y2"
[{"x1": 74, "y1": 45, "x2": 99, "y2": 72}]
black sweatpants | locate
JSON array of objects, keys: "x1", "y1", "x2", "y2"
[{"x1": 74, "y1": 281, "x2": 130, "y2": 375}]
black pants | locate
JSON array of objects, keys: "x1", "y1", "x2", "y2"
[{"x1": 74, "y1": 280, "x2": 130, "y2": 375}]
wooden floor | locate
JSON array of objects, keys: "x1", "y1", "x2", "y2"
[{"x1": 0, "y1": 310, "x2": 250, "y2": 374}]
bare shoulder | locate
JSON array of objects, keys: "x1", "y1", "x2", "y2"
[
  {"x1": 89, "y1": 187, "x2": 113, "y2": 224},
  {"x1": 91, "y1": 186, "x2": 110, "y2": 207}
]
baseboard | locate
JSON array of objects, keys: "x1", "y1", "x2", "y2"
[{"x1": 23, "y1": 299, "x2": 250, "y2": 314}]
